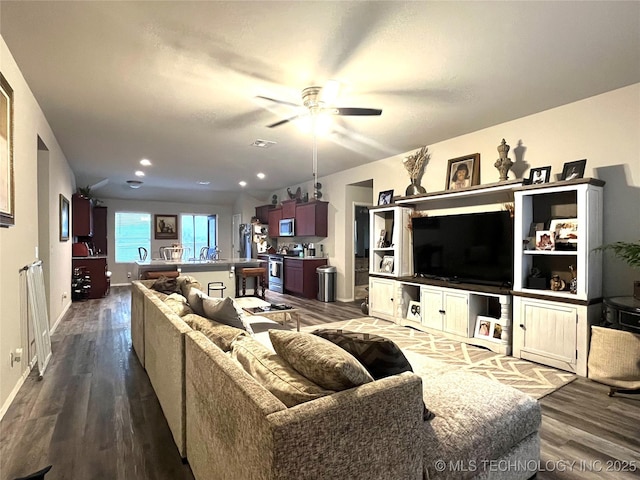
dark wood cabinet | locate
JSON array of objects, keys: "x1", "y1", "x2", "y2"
[
  {"x1": 255, "y1": 204, "x2": 275, "y2": 224},
  {"x1": 72, "y1": 193, "x2": 93, "y2": 237},
  {"x1": 284, "y1": 257, "x2": 328, "y2": 299},
  {"x1": 268, "y1": 207, "x2": 282, "y2": 236},
  {"x1": 295, "y1": 201, "x2": 328, "y2": 237},
  {"x1": 72, "y1": 257, "x2": 109, "y2": 299},
  {"x1": 92, "y1": 206, "x2": 108, "y2": 255},
  {"x1": 281, "y1": 199, "x2": 298, "y2": 219}
]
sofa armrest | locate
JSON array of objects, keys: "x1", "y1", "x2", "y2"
[
  {"x1": 267, "y1": 372, "x2": 424, "y2": 480},
  {"x1": 130, "y1": 281, "x2": 146, "y2": 366}
]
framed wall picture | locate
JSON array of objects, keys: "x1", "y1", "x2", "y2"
[
  {"x1": 377, "y1": 189, "x2": 393, "y2": 205},
  {"x1": 380, "y1": 255, "x2": 394, "y2": 273},
  {"x1": 59, "y1": 194, "x2": 70, "y2": 241},
  {"x1": 406, "y1": 300, "x2": 421, "y2": 322},
  {"x1": 561, "y1": 159, "x2": 586, "y2": 181},
  {"x1": 446, "y1": 153, "x2": 480, "y2": 190},
  {"x1": 0, "y1": 73, "x2": 15, "y2": 227},
  {"x1": 154, "y1": 214, "x2": 179, "y2": 240},
  {"x1": 527, "y1": 166, "x2": 551, "y2": 185}
]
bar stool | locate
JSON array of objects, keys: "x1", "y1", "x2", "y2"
[
  {"x1": 207, "y1": 281, "x2": 227, "y2": 298},
  {"x1": 236, "y1": 267, "x2": 266, "y2": 300}
]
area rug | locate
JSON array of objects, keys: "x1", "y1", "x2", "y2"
[{"x1": 302, "y1": 317, "x2": 576, "y2": 399}]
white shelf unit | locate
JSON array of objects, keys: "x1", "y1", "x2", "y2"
[
  {"x1": 512, "y1": 179, "x2": 604, "y2": 376},
  {"x1": 369, "y1": 206, "x2": 413, "y2": 278}
]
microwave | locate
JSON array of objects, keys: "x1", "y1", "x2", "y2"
[{"x1": 279, "y1": 218, "x2": 295, "y2": 236}]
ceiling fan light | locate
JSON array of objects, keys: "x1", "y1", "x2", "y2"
[{"x1": 127, "y1": 180, "x2": 143, "y2": 189}]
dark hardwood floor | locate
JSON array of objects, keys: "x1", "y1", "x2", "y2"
[{"x1": 1, "y1": 286, "x2": 638, "y2": 479}]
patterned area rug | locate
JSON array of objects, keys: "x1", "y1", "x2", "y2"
[{"x1": 303, "y1": 317, "x2": 576, "y2": 399}]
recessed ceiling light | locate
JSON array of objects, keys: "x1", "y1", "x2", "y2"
[
  {"x1": 135, "y1": 170, "x2": 145, "y2": 177},
  {"x1": 140, "y1": 159, "x2": 152, "y2": 166},
  {"x1": 126, "y1": 180, "x2": 143, "y2": 189},
  {"x1": 257, "y1": 172, "x2": 266, "y2": 179},
  {"x1": 239, "y1": 181, "x2": 247, "y2": 187},
  {"x1": 198, "y1": 181, "x2": 210, "y2": 185},
  {"x1": 250, "y1": 139, "x2": 276, "y2": 148}
]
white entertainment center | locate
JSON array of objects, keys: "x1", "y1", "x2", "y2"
[{"x1": 368, "y1": 178, "x2": 604, "y2": 375}]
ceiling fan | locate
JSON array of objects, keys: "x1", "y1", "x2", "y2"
[{"x1": 257, "y1": 81, "x2": 382, "y2": 128}]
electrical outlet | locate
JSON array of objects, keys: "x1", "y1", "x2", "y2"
[
  {"x1": 127, "y1": 272, "x2": 132, "y2": 279},
  {"x1": 62, "y1": 291, "x2": 68, "y2": 299}
]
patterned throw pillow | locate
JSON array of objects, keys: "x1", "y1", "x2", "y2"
[
  {"x1": 164, "y1": 293, "x2": 193, "y2": 317},
  {"x1": 311, "y1": 329, "x2": 413, "y2": 379},
  {"x1": 183, "y1": 314, "x2": 247, "y2": 351},
  {"x1": 231, "y1": 335, "x2": 334, "y2": 407},
  {"x1": 152, "y1": 275, "x2": 179, "y2": 294},
  {"x1": 178, "y1": 275, "x2": 202, "y2": 298},
  {"x1": 203, "y1": 296, "x2": 252, "y2": 333},
  {"x1": 269, "y1": 330, "x2": 373, "y2": 391}
]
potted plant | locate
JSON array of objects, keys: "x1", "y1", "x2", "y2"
[{"x1": 596, "y1": 240, "x2": 640, "y2": 299}]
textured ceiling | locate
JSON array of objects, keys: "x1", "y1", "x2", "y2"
[{"x1": 2, "y1": 1, "x2": 639, "y2": 205}]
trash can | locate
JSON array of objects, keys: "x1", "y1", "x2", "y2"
[{"x1": 317, "y1": 265, "x2": 337, "y2": 302}]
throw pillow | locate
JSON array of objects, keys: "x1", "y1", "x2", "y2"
[
  {"x1": 152, "y1": 275, "x2": 179, "y2": 294},
  {"x1": 269, "y1": 330, "x2": 373, "y2": 391},
  {"x1": 185, "y1": 286, "x2": 206, "y2": 317},
  {"x1": 164, "y1": 293, "x2": 193, "y2": 317},
  {"x1": 203, "y1": 296, "x2": 252, "y2": 333},
  {"x1": 183, "y1": 314, "x2": 247, "y2": 351},
  {"x1": 231, "y1": 335, "x2": 334, "y2": 407},
  {"x1": 311, "y1": 329, "x2": 413, "y2": 379},
  {"x1": 178, "y1": 275, "x2": 202, "y2": 298}
]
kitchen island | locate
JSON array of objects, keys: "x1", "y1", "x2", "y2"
[{"x1": 134, "y1": 258, "x2": 266, "y2": 298}]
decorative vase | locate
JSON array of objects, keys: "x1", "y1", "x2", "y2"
[
  {"x1": 405, "y1": 182, "x2": 426, "y2": 196},
  {"x1": 494, "y1": 138, "x2": 514, "y2": 182},
  {"x1": 569, "y1": 265, "x2": 578, "y2": 294}
]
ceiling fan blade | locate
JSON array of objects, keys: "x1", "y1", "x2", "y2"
[
  {"x1": 256, "y1": 95, "x2": 300, "y2": 108},
  {"x1": 266, "y1": 114, "x2": 300, "y2": 128},
  {"x1": 329, "y1": 107, "x2": 382, "y2": 116}
]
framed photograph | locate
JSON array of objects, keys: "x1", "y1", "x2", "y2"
[
  {"x1": 549, "y1": 218, "x2": 578, "y2": 250},
  {"x1": 446, "y1": 153, "x2": 480, "y2": 191},
  {"x1": 561, "y1": 159, "x2": 586, "y2": 181},
  {"x1": 376, "y1": 229, "x2": 387, "y2": 248},
  {"x1": 0, "y1": 73, "x2": 15, "y2": 227},
  {"x1": 380, "y1": 255, "x2": 394, "y2": 273},
  {"x1": 527, "y1": 166, "x2": 551, "y2": 185},
  {"x1": 406, "y1": 300, "x2": 421, "y2": 322},
  {"x1": 474, "y1": 316, "x2": 505, "y2": 343},
  {"x1": 377, "y1": 189, "x2": 393, "y2": 206},
  {"x1": 59, "y1": 194, "x2": 70, "y2": 241},
  {"x1": 154, "y1": 214, "x2": 179, "y2": 240},
  {"x1": 535, "y1": 230, "x2": 555, "y2": 251}
]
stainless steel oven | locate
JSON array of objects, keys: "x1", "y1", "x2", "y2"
[{"x1": 268, "y1": 255, "x2": 284, "y2": 293}]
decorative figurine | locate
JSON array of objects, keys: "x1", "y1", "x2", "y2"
[
  {"x1": 550, "y1": 275, "x2": 566, "y2": 291},
  {"x1": 569, "y1": 265, "x2": 578, "y2": 294},
  {"x1": 403, "y1": 145, "x2": 430, "y2": 196},
  {"x1": 494, "y1": 138, "x2": 514, "y2": 182}
]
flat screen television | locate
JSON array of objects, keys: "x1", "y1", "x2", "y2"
[{"x1": 412, "y1": 210, "x2": 514, "y2": 287}]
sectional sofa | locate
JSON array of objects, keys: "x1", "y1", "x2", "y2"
[{"x1": 131, "y1": 277, "x2": 541, "y2": 480}]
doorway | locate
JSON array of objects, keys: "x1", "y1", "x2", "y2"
[{"x1": 354, "y1": 204, "x2": 370, "y2": 300}]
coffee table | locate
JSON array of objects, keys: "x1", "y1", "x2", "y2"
[{"x1": 235, "y1": 297, "x2": 300, "y2": 331}]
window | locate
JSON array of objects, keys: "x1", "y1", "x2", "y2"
[
  {"x1": 181, "y1": 214, "x2": 217, "y2": 259},
  {"x1": 115, "y1": 212, "x2": 151, "y2": 263}
]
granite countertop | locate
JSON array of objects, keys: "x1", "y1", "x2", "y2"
[
  {"x1": 135, "y1": 258, "x2": 266, "y2": 267},
  {"x1": 72, "y1": 255, "x2": 108, "y2": 260}
]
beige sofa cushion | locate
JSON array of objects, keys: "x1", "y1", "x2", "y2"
[
  {"x1": 203, "y1": 296, "x2": 252, "y2": 333},
  {"x1": 164, "y1": 293, "x2": 193, "y2": 317},
  {"x1": 269, "y1": 330, "x2": 374, "y2": 391},
  {"x1": 183, "y1": 313, "x2": 247, "y2": 351},
  {"x1": 185, "y1": 286, "x2": 206, "y2": 316},
  {"x1": 231, "y1": 335, "x2": 334, "y2": 407}
]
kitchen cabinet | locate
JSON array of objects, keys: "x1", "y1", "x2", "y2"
[
  {"x1": 281, "y1": 199, "x2": 298, "y2": 219},
  {"x1": 72, "y1": 257, "x2": 109, "y2": 299},
  {"x1": 284, "y1": 257, "x2": 327, "y2": 299},
  {"x1": 267, "y1": 207, "x2": 282, "y2": 236},
  {"x1": 72, "y1": 193, "x2": 93, "y2": 237},
  {"x1": 295, "y1": 201, "x2": 328, "y2": 237},
  {"x1": 92, "y1": 206, "x2": 108, "y2": 255},
  {"x1": 255, "y1": 204, "x2": 275, "y2": 224}
]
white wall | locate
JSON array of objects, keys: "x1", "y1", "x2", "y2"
[
  {"x1": 0, "y1": 36, "x2": 75, "y2": 417},
  {"x1": 272, "y1": 84, "x2": 639, "y2": 300}
]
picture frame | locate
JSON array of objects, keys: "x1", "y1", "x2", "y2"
[
  {"x1": 0, "y1": 73, "x2": 15, "y2": 227},
  {"x1": 527, "y1": 166, "x2": 551, "y2": 185},
  {"x1": 380, "y1": 255, "x2": 394, "y2": 273},
  {"x1": 377, "y1": 189, "x2": 394, "y2": 206},
  {"x1": 560, "y1": 159, "x2": 586, "y2": 181},
  {"x1": 59, "y1": 194, "x2": 70, "y2": 241},
  {"x1": 406, "y1": 300, "x2": 421, "y2": 322},
  {"x1": 535, "y1": 230, "x2": 555, "y2": 251},
  {"x1": 474, "y1": 316, "x2": 506, "y2": 343},
  {"x1": 154, "y1": 214, "x2": 179, "y2": 240},
  {"x1": 549, "y1": 218, "x2": 578, "y2": 250},
  {"x1": 446, "y1": 153, "x2": 480, "y2": 191},
  {"x1": 376, "y1": 229, "x2": 387, "y2": 248}
]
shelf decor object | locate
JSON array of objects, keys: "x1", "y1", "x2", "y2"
[
  {"x1": 446, "y1": 153, "x2": 480, "y2": 191},
  {"x1": 494, "y1": 139, "x2": 514, "y2": 182},
  {"x1": 403, "y1": 145, "x2": 430, "y2": 196}
]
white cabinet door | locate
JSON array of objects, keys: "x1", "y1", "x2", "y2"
[
  {"x1": 420, "y1": 286, "x2": 444, "y2": 330},
  {"x1": 514, "y1": 298, "x2": 577, "y2": 372},
  {"x1": 369, "y1": 277, "x2": 396, "y2": 320},
  {"x1": 442, "y1": 291, "x2": 470, "y2": 336}
]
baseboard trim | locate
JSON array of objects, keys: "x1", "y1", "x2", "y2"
[
  {"x1": 0, "y1": 363, "x2": 32, "y2": 421},
  {"x1": 111, "y1": 282, "x2": 131, "y2": 287},
  {"x1": 50, "y1": 300, "x2": 71, "y2": 335}
]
